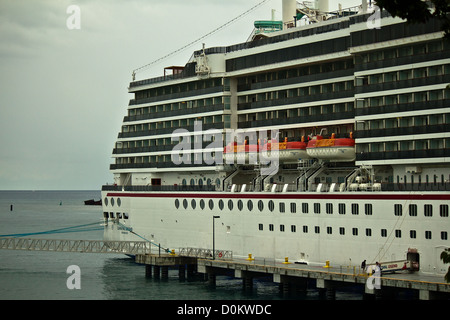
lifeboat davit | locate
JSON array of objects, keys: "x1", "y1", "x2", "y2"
[
  {"x1": 263, "y1": 137, "x2": 310, "y2": 163},
  {"x1": 306, "y1": 133, "x2": 355, "y2": 162}
]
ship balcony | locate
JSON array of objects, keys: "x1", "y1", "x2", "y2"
[
  {"x1": 355, "y1": 124, "x2": 450, "y2": 139},
  {"x1": 356, "y1": 148, "x2": 450, "y2": 162}
]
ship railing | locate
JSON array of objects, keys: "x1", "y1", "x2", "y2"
[{"x1": 178, "y1": 247, "x2": 232, "y2": 260}]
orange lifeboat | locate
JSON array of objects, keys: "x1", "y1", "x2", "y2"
[
  {"x1": 306, "y1": 133, "x2": 355, "y2": 161},
  {"x1": 223, "y1": 140, "x2": 259, "y2": 164},
  {"x1": 263, "y1": 137, "x2": 310, "y2": 163}
]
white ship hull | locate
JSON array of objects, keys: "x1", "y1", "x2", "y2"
[{"x1": 102, "y1": 190, "x2": 450, "y2": 275}]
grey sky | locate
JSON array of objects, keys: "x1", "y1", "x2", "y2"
[{"x1": 0, "y1": 0, "x2": 359, "y2": 190}]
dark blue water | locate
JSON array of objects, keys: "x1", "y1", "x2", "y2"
[{"x1": 0, "y1": 191, "x2": 362, "y2": 301}]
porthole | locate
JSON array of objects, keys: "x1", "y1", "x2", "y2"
[
  {"x1": 175, "y1": 199, "x2": 180, "y2": 209},
  {"x1": 104, "y1": 197, "x2": 108, "y2": 206},
  {"x1": 209, "y1": 199, "x2": 214, "y2": 210},
  {"x1": 247, "y1": 200, "x2": 253, "y2": 211},
  {"x1": 111, "y1": 198, "x2": 115, "y2": 207},
  {"x1": 237, "y1": 200, "x2": 243, "y2": 211},
  {"x1": 219, "y1": 199, "x2": 224, "y2": 210},
  {"x1": 258, "y1": 200, "x2": 264, "y2": 211},
  {"x1": 183, "y1": 199, "x2": 188, "y2": 209},
  {"x1": 228, "y1": 199, "x2": 233, "y2": 210},
  {"x1": 200, "y1": 199, "x2": 205, "y2": 210},
  {"x1": 191, "y1": 199, "x2": 196, "y2": 209},
  {"x1": 117, "y1": 198, "x2": 121, "y2": 207},
  {"x1": 268, "y1": 200, "x2": 274, "y2": 212}
]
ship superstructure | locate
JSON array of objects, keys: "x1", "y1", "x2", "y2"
[{"x1": 102, "y1": 0, "x2": 450, "y2": 275}]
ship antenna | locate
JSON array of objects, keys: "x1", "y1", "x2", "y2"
[{"x1": 131, "y1": 0, "x2": 272, "y2": 79}]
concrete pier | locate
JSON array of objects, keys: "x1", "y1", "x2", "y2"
[{"x1": 135, "y1": 252, "x2": 450, "y2": 300}]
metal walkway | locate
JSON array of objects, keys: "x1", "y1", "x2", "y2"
[{"x1": 0, "y1": 237, "x2": 151, "y2": 255}]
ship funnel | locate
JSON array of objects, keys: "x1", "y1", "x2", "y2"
[{"x1": 282, "y1": 0, "x2": 296, "y2": 29}]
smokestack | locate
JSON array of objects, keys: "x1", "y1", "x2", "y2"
[{"x1": 282, "y1": 0, "x2": 296, "y2": 29}]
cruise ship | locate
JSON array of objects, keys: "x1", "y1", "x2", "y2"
[{"x1": 101, "y1": 0, "x2": 450, "y2": 275}]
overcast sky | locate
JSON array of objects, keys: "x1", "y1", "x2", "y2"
[{"x1": 0, "y1": 0, "x2": 360, "y2": 190}]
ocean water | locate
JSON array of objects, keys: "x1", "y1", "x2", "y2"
[{"x1": 0, "y1": 190, "x2": 363, "y2": 301}]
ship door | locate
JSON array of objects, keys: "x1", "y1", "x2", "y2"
[
  {"x1": 407, "y1": 248, "x2": 420, "y2": 271},
  {"x1": 151, "y1": 178, "x2": 161, "y2": 186}
]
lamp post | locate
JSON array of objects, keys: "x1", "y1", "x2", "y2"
[{"x1": 212, "y1": 216, "x2": 220, "y2": 260}]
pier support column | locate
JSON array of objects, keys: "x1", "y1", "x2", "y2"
[
  {"x1": 316, "y1": 279, "x2": 336, "y2": 300},
  {"x1": 179, "y1": 264, "x2": 186, "y2": 281},
  {"x1": 153, "y1": 265, "x2": 161, "y2": 278},
  {"x1": 208, "y1": 273, "x2": 216, "y2": 287},
  {"x1": 187, "y1": 264, "x2": 196, "y2": 280},
  {"x1": 145, "y1": 265, "x2": 152, "y2": 278},
  {"x1": 243, "y1": 275, "x2": 253, "y2": 291},
  {"x1": 161, "y1": 266, "x2": 169, "y2": 279}
]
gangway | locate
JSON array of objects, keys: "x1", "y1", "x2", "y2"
[{"x1": 0, "y1": 237, "x2": 152, "y2": 255}]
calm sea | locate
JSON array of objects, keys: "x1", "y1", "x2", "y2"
[{"x1": 0, "y1": 190, "x2": 362, "y2": 301}]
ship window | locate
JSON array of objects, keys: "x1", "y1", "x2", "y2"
[
  {"x1": 117, "y1": 213, "x2": 122, "y2": 219},
  {"x1": 291, "y1": 225, "x2": 296, "y2": 232},
  {"x1": 394, "y1": 204, "x2": 402, "y2": 216},
  {"x1": 352, "y1": 228, "x2": 358, "y2": 236},
  {"x1": 425, "y1": 231, "x2": 432, "y2": 239},
  {"x1": 365, "y1": 204, "x2": 372, "y2": 215},
  {"x1": 351, "y1": 203, "x2": 359, "y2": 215},
  {"x1": 247, "y1": 200, "x2": 253, "y2": 211},
  {"x1": 424, "y1": 204, "x2": 433, "y2": 217},
  {"x1": 110, "y1": 212, "x2": 114, "y2": 219},
  {"x1": 183, "y1": 199, "x2": 188, "y2": 209},
  {"x1": 314, "y1": 203, "x2": 320, "y2": 214},
  {"x1": 123, "y1": 213, "x2": 129, "y2": 219},
  {"x1": 279, "y1": 202, "x2": 285, "y2": 213},
  {"x1": 441, "y1": 231, "x2": 448, "y2": 240},
  {"x1": 381, "y1": 229, "x2": 387, "y2": 237},
  {"x1": 259, "y1": 224, "x2": 263, "y2": 231},
  {"x1": 339, "y1": 227, "x2": 345, "y2": 235},
  {"x1": 228, "y1": 200, "x2": 233, "y2": 211},
  {"x1": 366, "y1": 228, "x2": 372, "y2": 236},
  {"x1": 280, "y1": 225, "x2": 285, "y2": 232},
  {"x1": 409, "y1": 204, "x2": 417, "y2": 216},
  {"x1": 410, "y1": 230, "x2": 416, "y2": 239},
  {"x1": 339, "y1": 203, "x2": 346, "y2": 215},
  {"x1": 269, "y1": 224, "x2": 274, "y2": 231},
  {"x1": 191, "y1": 199, "x2": 196, "y2": 210},
  {"x1": 315, "y1": 226, "x2": 320, "y2": 234},
  {"x1": 258, "y1": 200, "x2": 264, "y2": 211},
  {"x1": 268, "y1": 200, "x2": 274, "y2": 212},
  {"x1": 175, "y1": 199, "x2": 180, "y2": 209},
  {"x1": 209, "y1": 199, "x2": 214, "y2": 210},
  {"x1": 291, "y1": 202, "x2": 297, "y2": 213},
  {"x1": 117, "y1": 198, "x2": 121, "y2": 207},
  {"x1": 395, "y1": 230, "x2": 402, "y2": 238},
  {"x1": 200, "y1": 199, "x2": 205, "y2": 210},
  {"x1": 440, "y1": 204, "x2": 449, "y2": 217},
  {"x1": 327, "y1": 226, "x2": 332, "y2": 234},
  {"x1": 237, "y1": 200, "x2": 243, "y2": 211},
  {"x1": 303, "y1": 225, "x2": 308, "y2": 233},
  {"x1": 103, "y1": 212, "x2": 108, "y2": 219},
  {"x1": 104, "y1": 197, "x2": 108, "y2": 206},
  {"x1": 326, "y1": 203, "x2": 333, "y2": 214},
  {"x1": 111, "y1": 198, "x2": 115, "y2": 207},
  {"x1": 218, "y1": 200, "x2": 224, "y2": 210},
  {"x1": 301, "y1": 203, "x2": 308, "y2": 213}
]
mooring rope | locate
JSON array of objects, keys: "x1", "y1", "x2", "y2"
[{"x1": 0, "y1": 221, "x2": 104, "y2": 238}]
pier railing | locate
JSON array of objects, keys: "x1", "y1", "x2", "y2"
[{"x1": 178, "y1": 247, "x2": 233, "y2": 260}]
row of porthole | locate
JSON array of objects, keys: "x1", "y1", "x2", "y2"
[
  {"x1": 175, "y1": 199, "x2": 274, "y2": 212},
  {"x1": 104, "y1": 197, "x2": 121, "y2": 207}
]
